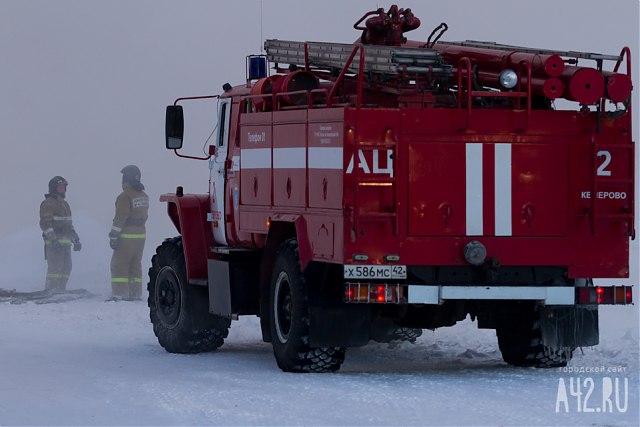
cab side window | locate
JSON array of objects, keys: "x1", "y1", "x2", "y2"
[{"x1": 218, "y1": 103, "x2": 228, "y2": 147}]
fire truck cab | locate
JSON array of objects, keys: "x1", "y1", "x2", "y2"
[{"x1": 150, "y1": 5, "x2": 634, "y2": 372}]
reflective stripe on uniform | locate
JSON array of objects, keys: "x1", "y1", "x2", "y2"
[
  {"x1": 120, "y1": 234, "x2": 146, "y2": 239},
  {"x1": 47, "y1": 274, "x2": 69, "y2": 278},
  {"x1": 111, "y1": 277, "x2": 142, "y2": 283},
  {"x1": 45, "y1": 239, "x2": 73, "y2": 245},
  {"x1": 53, "y1": 216, "x2": 72, "y2": 221},
  {"x1": 111, "y1": 226, "x2": 122, "y2": 232}
]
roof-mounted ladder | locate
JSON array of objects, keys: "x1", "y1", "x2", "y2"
[
  {"x1": 264, "y1": 39, "x2": 451, "y2": 76},
  {"x1": 442, "y1": 40, "x2": 622, "y2": 62}
]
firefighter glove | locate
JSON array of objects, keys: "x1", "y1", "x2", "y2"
[
  {"x1": 73, "y1": 241, "x2": 82, "y2": 252},
  {"x1": 109, "y1": 236, "x2": 119, "y2": 250},
  {"x1": 109, "y1": 230, "x2": 121, "y2": 250}
]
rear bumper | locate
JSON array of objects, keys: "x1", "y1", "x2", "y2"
[
  {"x1": 409, "y1": 285, "x2": 574, "y2": 305},
  {"x1": 345, "y1": 282, "x2": 633, "y2": 306}
]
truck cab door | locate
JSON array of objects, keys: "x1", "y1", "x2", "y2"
[{"x1": 209, "y1": 98, "x2": 232, "y2": 246}]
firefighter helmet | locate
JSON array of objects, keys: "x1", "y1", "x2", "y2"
[
  {"x1": 121, "y1": 165, "x2": 141, "y2": 185},
  {"x1": 48, "y1": 176, "x2": 68, "y2": 195}
]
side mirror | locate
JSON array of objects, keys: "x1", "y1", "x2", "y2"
[{"x1": 165, "y1": 105, "x2": 184, "y2": 149}]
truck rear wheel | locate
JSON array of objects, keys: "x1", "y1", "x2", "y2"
[
  {"x1": 148, "y1": 237, "x2": 230, "y2": 354},
  {"x1": 269, "y1": 239, "x2": 345, "y2": 372},
  {"x1": 496, "y1": 305, "x2": 573, "y2": 368},
  {"x1": 371, "y1": 326, "x2": 423, "y2": 344}
]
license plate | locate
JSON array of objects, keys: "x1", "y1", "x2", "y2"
[{"x1": 344, "y1": 265, "x2": 407, "y2": 280}]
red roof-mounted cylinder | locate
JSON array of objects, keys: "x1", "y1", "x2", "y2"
[
  {"x1": 562, "y1": 66, "x2": 605, "y2": 105},
  {"x1": 507, "y1": 52, "x2": 565, "y2": 77},
  {"x1": 542, "y1": 77, "x2": 565, "y2": 99},
  {"x1": 250, "y1": 75, "x2": 282, "y2": 111},
  {"x1": 272, "y1": 70, "x2": 319, "y2": 106},
  {"x1": 603, "y1": 71, "x2": 633, "y2": 102},
  {"x1": 542, "y1": 54, "x2": 565, "y2": 77},
  {"x1": 433, "y1": 43, "x2": 566, "y2": 78}
]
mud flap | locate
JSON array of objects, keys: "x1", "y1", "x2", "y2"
[
  {"x1": 539, "y1": 306, "x2": 599, "y2": 348},
  {"x1": 309, "y1": 304, "x2": 371, "y2": 347},
  {"x1": 208, "y1": 259, "x2": 231, "y2": 317},
  {"x1": 209, "y1": 257, "x2": 260, "y2": 318}
]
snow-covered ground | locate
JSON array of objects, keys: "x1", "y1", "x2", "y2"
[{"x1": 0, "y1": 216, "x2": 638, "y2": 426}]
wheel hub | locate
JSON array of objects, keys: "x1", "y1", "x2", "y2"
[
  {"x1": 155, "y1": 266, "x2": 181, "y2": 326},
  {"x1": 274, "y1": 271, "x2": 292, "y2": 343}
]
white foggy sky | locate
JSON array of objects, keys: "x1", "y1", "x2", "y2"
[{"x1": 1, "y1": 0, "x2": 638, "y2": 276}]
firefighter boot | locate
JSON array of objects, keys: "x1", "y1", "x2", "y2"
[
  {"x1": 111, "y1": 282, "x2": 129, "y2": 300},
  {"x1": 128, "y1": 281, "x2": 142, "y2": 301},
  {"x1": 45, "y1": 278, "x2": 66, "y2": 294}
]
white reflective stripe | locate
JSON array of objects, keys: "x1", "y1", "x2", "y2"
[
  {"x1": 465, "y1": 143, "x2": 483, "y2": 236},
  {"x1": 407, "y1": 286, "x2": 440, "y2": 304},
  {"x1": 440, "y1": 286, "x2": 574, "y2": 305},
  {"x1": 494, "y1": 144, "x2": 512, "y2": 236},
  {"x1": 52, "y1": 216, "x2": 71, "y2": 221},
  {"x1": 309, "y1": 147, "x2": 343, "y2": 169},
  {"x1": 240, "y1": 147, "x2": 344, "y2": 170},
  {"x1": 132, "y1": 197, "x2": 149, "y2": 208},
  {"x1": 241, "y1": 148, "x2": 271, "y2": 169},
  {"x1": 407, "y1": 285, "x2": 574, "y2": 305},
  {"x1": 44, "y1": 228, "x2": 54, "y2": 234},
  {"x1": 111, "y1": 226, "x2": 122, "y2": 232},
  {"x1": 231, "y1": 156, "x2": 240, "y2": 172},
  {"x1": 273, "y1": 147, "x2": 306, "y2": 169}
]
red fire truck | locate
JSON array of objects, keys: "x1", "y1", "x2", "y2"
[{"x1": 150, "y1": 5, "x2": 634, "y2": 372}]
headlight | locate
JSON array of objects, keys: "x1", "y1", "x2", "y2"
[{"x1": 499, "y1": 69, "x2": 518, "y2": 89}]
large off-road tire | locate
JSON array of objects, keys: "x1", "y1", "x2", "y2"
[
  {"x1": 371, "y1": 326, "x2": 423, "y2": 344},
  {"x1": 148, "y1": 237, "x2": 230, "y2": 354},
  {"x1": 269, "y1": 239, "x2": 346, "y2": 372},
  {"x1": 496, "y1": 305, "x2": 573, "y2": 368}
]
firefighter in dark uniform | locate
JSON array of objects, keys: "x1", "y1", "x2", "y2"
[
  {"x1": 109, "y1": 165, "x2": 149, "y2": 300},
  {"x1": 40, "y1": 176, "x2": 81, "y2": 292}
]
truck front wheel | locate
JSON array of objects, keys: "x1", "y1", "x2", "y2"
[
  {"x1": 269, "y1": 239, "x2": 345, "y2": 372},
  {"x1": 148, "y1": 237, "x2": 230, "y2": 353}
]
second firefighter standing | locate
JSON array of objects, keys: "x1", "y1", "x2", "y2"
[{"x1": 109, "y1": 165, "x2": 149, "y2": 300}]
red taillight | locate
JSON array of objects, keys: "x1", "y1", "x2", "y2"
[
  {"x1": 345, "y1": 283, "x2": 372, "y2": 302},
  {"x1": 576, "y1": 286, "x2": 633, "y2": 305},
  {"x1": 345, "y1": 283, "x2": 403, "y2": 303}
]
